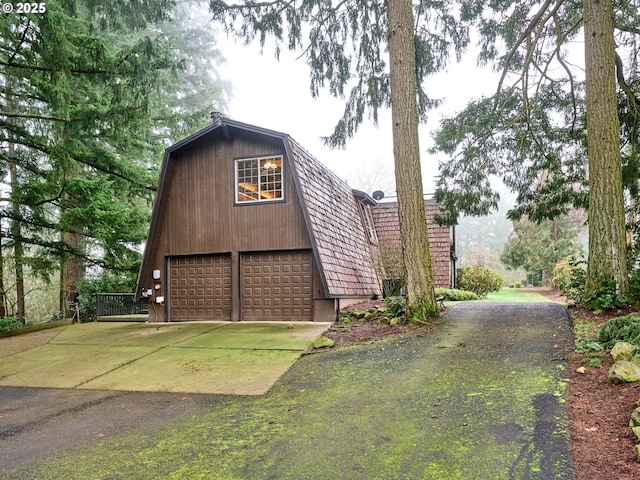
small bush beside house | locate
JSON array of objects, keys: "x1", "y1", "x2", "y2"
[
  {"x1": 456, "y1": 265, "x2": 504, "y2": 298},
  {"x1": 436, "y1": 288, "x2": 479, "y2": 302}
]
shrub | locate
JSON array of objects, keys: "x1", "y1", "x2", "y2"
[
  {"x1": 434, "y1": 288, "x2": 479, "y2": 302},
  {"x1": 628, "y1": 267, "x2": 640, "y2": 305},
  {"x1": 0, "y1": 316, "x2": 22, "y2": 332},
  {"x1": 456, "y1": 265, "x2": 504, "y2": 298},
  {"x1": 77, "y1": 272, "x2": 138, "y2": 322},
  {"x1": 513, "y1": 282, "x2": 521, "y2": 288},
  {"x1": 526, "y1": 270, "x2": 542, "y2": 287},
  {"x1": 552, "y1": 256, "x2": 586, "y2": 302},
  {"x1": 597, "y1": 314, "x2": 640, "y2": 348},
  {"x1": 384, "y1": 296, "x2": 406, "y2": 317},
  {"x1": 574, "y1": 336, "x2": 605, "y2": 353},
  {"x1": 582, "y1": 354, "x2": 605, "y2": 368},
  {"x1": 584, "y1": 279, "x2": 628, "y2": 311}
]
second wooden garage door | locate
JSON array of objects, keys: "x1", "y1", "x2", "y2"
[{"x1": 241, "y1": 250, "x2": 313, "y2": 321}]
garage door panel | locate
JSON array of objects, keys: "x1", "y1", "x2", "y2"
[
  {"x1": 241, "y1": 250, "x2": 313, "y2": 321},
  {"x1": 169, "y1": 255, "x2": 232, "y2": 321}
]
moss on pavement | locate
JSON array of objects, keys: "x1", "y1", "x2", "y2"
[{"x1": 4, "y1": 303, "x2": 575, "y2": 479}]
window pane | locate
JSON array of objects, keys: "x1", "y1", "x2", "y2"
[
  {"x1": 237, "y1": 159, "x2": 259, "y2": 202},
  {"x1": 259, "y1": 158, "x2": 282, "y2": 200},
  {"x1": 236, "y1": 156, "x2": 283, "y2": 203}
]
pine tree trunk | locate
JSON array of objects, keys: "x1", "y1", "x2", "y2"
[
  {"x1": 5, "y1": 73, "x2": 25, "y2": 323},
  {"x1": 386, "y1": 0, "x2": 437, "y2": 317},
  {"x1": 583, "y1": 0, "x2": 629, "y2": 295},
  {"x1": 9, "y1": 162, "x2": 26, "y2": 324},
  {"x1": 0, "y1": 222, "x2": 8, "y2": 319},
  {"x1": 59, "y1": 204, "x2": 84, "y2": 315}
]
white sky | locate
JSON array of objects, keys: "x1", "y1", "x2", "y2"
[{"x1": 218, "y1": 38, "x2": 500, "y2": 197}]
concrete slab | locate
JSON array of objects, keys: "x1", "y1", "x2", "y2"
[
  {"x1": 50, "y1": 322, "x2": 227, "y2": 347},
  {"x1": 175, "y1": 322, "x2": 332, "y2": 350},
  {"x1": 0, "y1": 326, "x2": 67, "y2": 357},
  {"x1": 79, "y1": 347, "x2": 303, "y2": 395},
  {"x1": 0, "y1": 344, "x2": 156, "y2": 388},
  {"x1": 0, "y1": 321, "x2": 331, "y2": 395}
]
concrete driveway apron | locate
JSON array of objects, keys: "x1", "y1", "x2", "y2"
[{"x1": 0, "y1": 321, "x2": 331, "y2": 395}]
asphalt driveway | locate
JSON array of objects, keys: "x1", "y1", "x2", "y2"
[{"x1": 1, "y1": 303, "x2": 575, "y2": 479}]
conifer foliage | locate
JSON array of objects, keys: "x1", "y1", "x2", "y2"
[{"x1": 1, "y1": 1, "x2": 225, "y2": 321}]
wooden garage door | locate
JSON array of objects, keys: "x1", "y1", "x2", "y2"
[
  {"x1": 241, "y1": 250, "x2": 313, "y2": 321},
  {"x1": 169, "y1": 254, "x2": 232, "y2": 321}
]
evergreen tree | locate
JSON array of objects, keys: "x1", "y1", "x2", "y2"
[
  {"x1": 209, "y1": 0, "x2": 469, "y2": 317},
  {"x1": 432, "y1": 0, "x2": 639, "y2": 298},
  {"x1": 501, "y1": 214, "x2": 584, "y2": 286},
  {"x1": 0, "y1": 1, "x2": 227, "y2": 320}
]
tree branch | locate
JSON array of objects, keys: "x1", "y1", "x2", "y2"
[
  {"x1": 615, "y1": 51, "x2": 640, "y2": 115},
  {"x1": 614, "y1": 21, "x2": 640, "y2": 36},
  {"x1": 0, "y1": 59, "x2": 110, "y2": 75},
  {"x1": 0, "y1": 111, "x2": 70, "y2": 122},
  {"x1": 496, "y1": 0, "x2": 561, "y2": 93}
]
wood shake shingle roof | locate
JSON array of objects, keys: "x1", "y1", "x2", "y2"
[
  {"x1": 371, "y1": 200, "x2": 453, "y2": 288},
  {"x1": 287, "y1": 139, "x2": 382, "y2": 298}
]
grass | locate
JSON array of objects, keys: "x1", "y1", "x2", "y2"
[
  {"x1": 482, "y1": 288, "x2": 554, "y2": 303},
  {"x1": 443, "y1": 288, "x2": 556, "y2": 307}
]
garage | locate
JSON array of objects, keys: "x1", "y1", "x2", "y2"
[
  {"x1": 241, "y1": 250, "x2": 313, "y2": 321},
  {"x1": 168, "y1": 254, "x2": 232, "y2": 321}
]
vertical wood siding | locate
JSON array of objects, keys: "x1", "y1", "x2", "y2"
[{"x1": 144, "y1": 131, "x2": 312, "y2": 290}]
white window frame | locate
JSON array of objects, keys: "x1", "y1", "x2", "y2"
[{"x1": 235, "y1": 155, "x2": 284, "y2": 204}]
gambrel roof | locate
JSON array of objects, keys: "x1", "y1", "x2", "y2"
[
  {"x1": 287, "y1": 139, "x2": 381, "y2": 297},
  {"x1": 136, "y1": 117, "x2": 381, "y2": 300}
]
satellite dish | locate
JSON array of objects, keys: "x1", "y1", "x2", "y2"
[{"x1": 372, "y1": 190, "x2": 385, "y2": 201}]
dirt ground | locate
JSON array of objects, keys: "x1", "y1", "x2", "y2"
[{"x1": 327, "y1": 289, "x2": 640, "y2": 480}]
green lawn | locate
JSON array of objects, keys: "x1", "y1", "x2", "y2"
[
  {"x1": 483, "y1": 287, "x2": 554, "y2": 303},
  {"x1": 441, "y1": 287, "x2": 556, "y2": 307}
]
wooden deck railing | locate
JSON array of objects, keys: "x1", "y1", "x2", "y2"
[{"x1": 95, "y1": 293, "x2": 148, "y2": 317}]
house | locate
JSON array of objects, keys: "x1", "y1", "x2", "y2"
[
  {"x1": 371, "y1": 200, "x2": 456, "y2": 290},
  {"x1": 135, "y1": 117, "x2": 454, "y2": 322}
]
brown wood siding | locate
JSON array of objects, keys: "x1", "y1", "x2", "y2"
[
  {"x1": 168, "y1": 254, "x2": 232, "y2": 320},
  {"x1": 371, "y1": 201, "x2": 452, "y2": 288},
  {"x1": 165, "y1": 134, "x2": 310, "y2": 254},
  {"x1": 141, "y1": 131, "x2": 313, "y2": 294},
  {"x1": 240, "y1": 250, "x2": 313, "y2": 321}
]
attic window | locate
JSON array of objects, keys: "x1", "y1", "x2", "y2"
[{"x1": 235, "y1": 156, "x2": 283, "y2": 203}]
